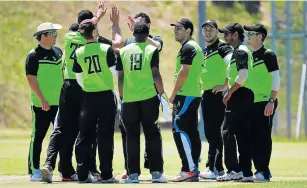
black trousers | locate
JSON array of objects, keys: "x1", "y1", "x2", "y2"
[
  {"x1": 251, "y1": 100, "x2": 278, "y2": 179},
  {"x1": 122, "y1": 96, "x2": 163, "y2": 175},
  {"x1": 28, "y1": 105, "x2": 58, "y2": 174},
  {"x1": 172, "y1": 95, "x2": 202, "y2": 172},
  {"x1": 222, "y1": 87, "x2": 254, "y2": 177},
  {"x1": 75, "y1": 90, "x2": 117, "y2": 181},
  {"x1": 201, "y1": 90, "x2": 225, "y2": 172}
]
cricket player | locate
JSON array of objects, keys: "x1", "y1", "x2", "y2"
[
  {"x1": 199, "y1": 19, "x2": 233, "y2": 180},
  {"x1": 26, "y1": 22, "x2": 63, "y2": 181},
  {"x1": 244, "y1": 24, "x2": 280, "y2": 182},
  {"x1": 217, "y1": 23, "x2": 254, "y2": 182},
  {"x1": 170, "y1": 18, "x2": 204, "y2": 182},
  {"x1": 117, "y1": 22, "x2": 168, "y2": 183}
]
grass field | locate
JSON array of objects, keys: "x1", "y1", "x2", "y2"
[{"x1": 1, "y1": 128, "x2": 307, "y2": 187}]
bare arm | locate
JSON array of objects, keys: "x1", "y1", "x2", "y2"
[
  {"x1": 152, "y1": 67, "x2": 164, "y2": 94},
  {"x1": 146, "y1": 37, "x2": 161, "y2": 51},
  {"x1": 27, "y1": 75, "x2": 45, "y2": 102},
  {"x1": 110, "y1": 6, "x2": 124, "y2": 48},
  {"x1": 118, "y1": 71, "x2": 124, "y2": 99},
  {"x1": 171, "y1": 64, "x2": 191, "y2": 97}
]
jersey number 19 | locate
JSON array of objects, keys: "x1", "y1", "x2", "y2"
[{"x1": 130, "y1": 53, "x2": 143, "y2": 71}]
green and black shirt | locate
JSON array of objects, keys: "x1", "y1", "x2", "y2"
[
  {"x1": 116, "y1": 42, "x2": 159, "y2": 102},
  {"x1": 201, "y1": 39, "x2": 233, "y2": 91},
  {"x1": 174, "y1": 39, "x2": 204, "y2": 97},
  {"x1": 250, "y1": 45, "x2": 279, "y2": 102},
  {"x1": 25, "y1": 45, "x2": 63, "y2": 107}
]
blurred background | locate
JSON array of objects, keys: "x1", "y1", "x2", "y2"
[{"x1": 0, "y1": 0, "x2": 306, "y2": 139}]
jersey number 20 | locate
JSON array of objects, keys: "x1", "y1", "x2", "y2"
[
  {"x1": 85, "y1": 55, "x2": 102, "y2": 74},
  {"x1": 130, "y1": 53, "x2": 142, "y2": 71}
]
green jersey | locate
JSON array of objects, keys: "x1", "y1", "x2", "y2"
[
  {"x1": 117, "y1": 42, "x2": 159, "y2": 102},
  {"x1": 73, "y1": 42, "x2": 116, "y2": 92},
  {"x1": 229, "y1": 44, "x2": 254, "y2": 89},
  {"x1": 63, "y1": 32, "x2": 87, "y2": 80},
  {"x1": 174, "y1": 40, "x2": 204, "y2": 97},
  {"x1": 25, "y1": 45, "x2": 63, "y2": 107},
  {"x1": 201, "y1": 39, "x2": 233, "y2": 90},
  {"x1": 250, "y1": 46, "x2": 279, "y2": 102}
]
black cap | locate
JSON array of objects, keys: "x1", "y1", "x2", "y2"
[
  {"x1": 170, "y1": 18, "x2": 194, "y2": 33},
  {"x1": 78, "y1": 19, "x2": 96, "y2": 34},
  {"x1": 202, "y1": 19, "x2": 218, "y2": 29},
  {"x1": 218, "y1": 23, "x2": 244, "y2": 34},
  {"x1": 134, "y1": 22, "x2": 150, "y2": 35},
  {"x1": 78, "y1": 10, "x2": 94, "y2": 24},
  {"x1": 244, "y1": 24, "x2": 267, "y2": 38},
  {"x1": 69, "y1": 23, "x2": 79, "y2": 32}
]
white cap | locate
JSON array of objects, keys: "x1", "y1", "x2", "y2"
[{"x1": 33, "y1": 22, "x2": 63, "y2": 36}]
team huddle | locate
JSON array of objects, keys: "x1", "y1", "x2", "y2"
[{"x1": 25, "y1": 0, "x2": 280, "y2": 184}]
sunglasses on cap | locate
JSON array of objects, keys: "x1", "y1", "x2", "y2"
[{"x1": 43, "y1": 31, "x2": 57, "y2": 37}]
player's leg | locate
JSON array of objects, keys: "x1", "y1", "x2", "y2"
[
  {"x1": 172, "y1": 96, "x2": 200, "y2": 182},
  {"x1": 28, "y1": 106, "x2": 52, "y2": 181},
  {"x1": 59, "y1": 81, "x2": 82, "y2": 181},
  {"x1": 122, "y1": 101, "x2": 141, "y2": 183},
  {"x1": 141, "y1": 96, "x2": 167, "y2": 183},
  {"x1": 97, "y1": 91, "x2": 118, "y2": 183},
  {"x1": 217, "y1": 96, "x2": 241, "y2": 182},
  {"x1": 75, "y1": 93, "x2": 98, "y2": 183},
  {"x1": 235, "y1": 88, "x2": 254, "y2": 182}
]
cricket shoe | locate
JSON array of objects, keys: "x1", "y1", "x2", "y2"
[
  {"x1": 79, "y1": 172, "x2": 98, "y2": 183},
  {"x1": 41, "y1": 165, "x2": 53, "y2": 183},
  {"x1": 121, "y1": 171, "x2": 128, "y2": 179},
  {"x1": 199, "y1": 167, "x2": 216, "y2": 180},
  {"x1": 101, "y1": 176, "x2": 119, "y2": 184},
  {"x1": 125, "y1": 173, "x2": 139, "y2": 183},
  {"x1": 152, "y1": 171, "x2": 168, "y2": 183},
  {"x1": 172, "y1": 170, "x2": 199, "y2": 182},
  {"x1": 254, "y1": 172, "x2": 270, "y2": 182},
  {"x1": 30, "y1": 169, "x2": 42, "y2": 182},
  {"x1": 217, "y1": 171, "x2": 243, "y2": 181}
]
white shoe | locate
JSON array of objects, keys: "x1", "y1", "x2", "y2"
[
  {"x1": 151, "y1": 171, "x2": 168, "y2": 183},
  {"x1": 217, "y1": 171, "x2": 243, "y2": 181},
  {"x1": 240, "y1": 176, "x2": 254, "y2": 182},
  {"x1": 41, "y1": 165, "x2": 53, "y2": 183},
  {"x1": 79, "y1": 173, "x2": 98, "y2": 183},
  {"x1": 199, "y1": 167, "x2": 216, "y2": 179},
  {"x1": 30, "y1": 169, "x2": 42, "y2": 181}
]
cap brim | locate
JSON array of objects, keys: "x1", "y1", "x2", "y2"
[
  {"x1": 170, "y1": 22, "x2": 183, "y2": 27},
  {"x1": 243, "y1": 25, "x2": 254, "y2": 31},
  {"x1": 218, "y1": 28, "x2": 230, "y2": 33},
  {"x1": 32, "y1": 24, "x2": 63, "y2": 37},
  {"x1": 202, "y1": 22, "x2": 215, "y2": 28}
]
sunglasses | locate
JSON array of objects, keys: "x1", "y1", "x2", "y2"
[{"x1": 43, "y1": 31, "x2": 57, "y2": 37}]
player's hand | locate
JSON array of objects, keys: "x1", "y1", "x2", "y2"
[
  {"x1": 169, "y1": 94, "x2": 175, "y2": 104},
  {"x1": 127, "y1": 16, "x2": 142, "y2": 32},
  {"x1": 223, "y1": 92, "x2": 232, "y2": 105},
  {"x1": 264, "y1": 102, "x2": 274, "y2": 116},
  {"x1": 110, "y1": 6, "x2": 119, "y2": 25},
  {"x1": 96, "y1": 0, "x2": 108, "y2": 21},
  {"x1": 158, "y1": 93, "x2": 171, "y2": 121},
  {"x1": 212, "y1": 85, "x2": 227, "y2": 94},
  {"x1": 40, "y1": 98, "x2": 50, "y2": 111}
]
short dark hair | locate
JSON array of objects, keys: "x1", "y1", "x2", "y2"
[
  {"x1": 134, "y1": 22, "x2": 149, "y2": 42},
  {"x1": 69, "y1": 23, "x2": 79, "y2": 32},
  {"x1": 134, "y1": 12, "x2": 151, "y2": 24},
  {"x1": 78, "y1": 10, "x2": 94, "y2": 24},
  {"x1": 238, "y1": 32, "x2": 245, "y2": 42},
  {"x1": 79, "y1": 20, "x2": 96, "y2": 40}
]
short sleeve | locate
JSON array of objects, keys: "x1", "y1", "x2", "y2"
[
  {"x1": 152, "y1": 36, "x2": 163, "y2": 52},
  {"x1": 106, "y1": 47, "x2": 116, "y2": 68},
  {"x1": 234, "y1": 49, "x2": 248, "y2": 71},
  {"x1": 72, "y1": 59, "x2": 82, "y2": 73},
  {"x1": 98, "y1": 36, "x2": 112, "y2": 45},
  {"x1": 150, "y1": 49, "x2": 159, "y2": 68},
  {"x1": 180, "y1": 44, "x2": 196, "y2": 65},
  {"x1": 25, "y1": 52, "x2": 39, "y2": 76},
  {"x1": 264, "y1": 50, "x2": 279, "y2": 72},
  {"x1": 218, "y1": 43, "x2": 233, "y2": 58}
]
